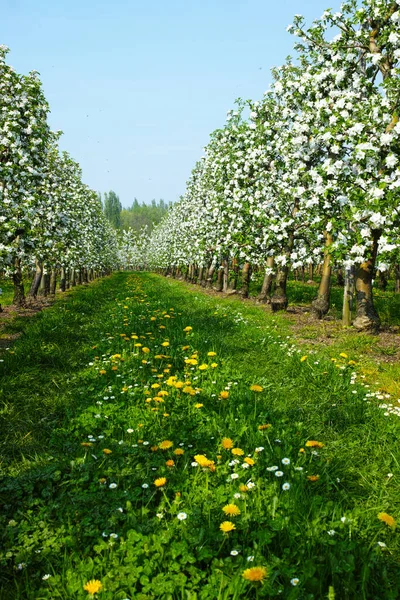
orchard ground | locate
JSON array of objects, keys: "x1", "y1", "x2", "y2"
[{"x1": 1, "y1": 272, "x2": 400, "y2": 599}]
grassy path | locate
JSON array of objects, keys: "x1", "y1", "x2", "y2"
[{"x1": 1, "y1": 272, "x2": 399, "y2": 599}]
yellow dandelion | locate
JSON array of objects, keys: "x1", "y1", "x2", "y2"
[
  {"x1": 307, "y1": 475, "x2": 320, "y2": 482},
  {"x1": 81, "y1": 442, "x2": 92, "y2": 447},
  {"x1": 159, "y1": 440, "x2": 173, "y2": 450},
  {"x1": 142, "y1": 347, "x2": 150, "y2": 353},
  {"x1": 195, "y1": 403, "x2": 204, "y2": 408},
  {"x1": 239, "y1": 484, "x2": 249, "y2": 492},
  {"x1": 102, "y1": 448, "x2": 112, "y2": 455},
  {"x1": 305, "y1": 440, "x2": 324, "y2": 448},
  {"x1": 211, "y1": 363, "x2": 218, "y2": 368},
  {"x1": 111, "y1": 366, "x2": 118, "y2": 371},
  {"x1": 83, "y1": 579, "x2": 103, "y2": 594},
  {"x1": 165, "y1": 459, "x2": 175, "y2": 467},
  {"x1": 339, "y1": 352, "x2": 348, "y2": 359},
  {"x1": 231, "y1": 448, "x2": 244, "y2": 456},
  {"x1": 194, "y1": 454, "x2": 213, "y2": 468},
  {"x1": 300, "y1": 355, "x2": 308, "y2": 362},
  {"x1": 154, "y1": 477, "x2": 167, "y2": 487},
  {"x1": 244, "y1": 457, "x2": 255, "y2": 465},
  {"x1": 222, "y1": 504, "x2": 241, "y2": 516},
  {"x1": 242, "y1": 567, "x2": 267, "y2": 582},
  {"x1": 220, "y1": 521, "x2": 236, "y2": 533},
  {"x1": 207, "y1": 351, "x2": 217, "y2": 357},
  {"x1": 258, "y1": 424, "x2": 271, "y2": 430},
  {"x1": 219, "y1": 391, "x2": 229, "y2": 399},
  {"x1": 250, "y1": 384, "x2": 263, "y2": 392},
  {"x1": 183, "y1": 326, "x2": 193, "y2": 332},
  {"x1": 174, "y1": 448, "x2": 185, "y2": 455},
  {"x1": 198, "y1": 364, "x2": 208, "y2": 370},
  {"x1": 378, "y1": 512, "x2": 396, "y2": 528},
  {"x1": 222, "y1": 437, "x2": 234, "y2": 449},
  {"x1": 161, "y1": 341, "x2": 170, "y2": 347}
]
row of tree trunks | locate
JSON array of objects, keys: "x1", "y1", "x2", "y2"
[{"x1": 11, "y1": 265, "x2": 103, "y2": 308}]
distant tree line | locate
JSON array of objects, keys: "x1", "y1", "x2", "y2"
[{"x1": 100, "y1": 191, "x2": 172, "y2": 233}]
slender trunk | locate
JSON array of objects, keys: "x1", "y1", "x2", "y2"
[
  {"x1": 78, "y1": 269, "x2": 82, "y2": 285},
  {"x1": 83, "y1": 269, "x2": 88, "y2": 284},
  {"x1": 206, "y1": 261, "x2": 216, "y2": 288},
  {"x1": 342, "y1": 265, "x2": 355, "y2": 327},
  {"x1": 66, "y1": 269, "x2": 71, "y2": 289},
  {"x1": 312, "y1": 233, "x2": 332, "y2": 319},
  {"x1": 50, "y1": 269, "x2": 57, "y2": 295},
  {"x1": 271, "y1": 267, "x2": 289, "y2": 312},
  {"x1": 337, "y1": 268, "x2": 345, "y2": 287},
  {"x1": 222, "y1": 259, "x2": 229, "y2": 293},
  {"x1": 29, "y1": 261, "x2": 43, "y2": 298},
  {"x1": 308, "y1": 263, "x2": 314, "y2": 282},
  {"x1": 60, "y1": 267, "x2": 66, "y2": 292},
  {"x1": 12, "y1": 258, "x2": 26, "y2": 307},
  {"x1": 198, "y1": 266, "x2": 204, "y2": 286},
  {"x1": 258, "y1": 257, "x2": 275, "y2": 303},
  {"x1": 240, "y1": 262, "x2": 252, "y2": 298},
  {"x1": 215, "y1": 267, "x2": 223, "y2": 292},
  {"x1": 228, "y1": 259, "x2": 239, "y2": 291},
  {"x1": 353, "y1": 231, "x2": 381, "y2": 332},
  {"x1": 71, "y1": 268, "x2": 77, "y2": 287},
  {"x1": 43, "y1": 272, "x2": 51, "y2": 296}
]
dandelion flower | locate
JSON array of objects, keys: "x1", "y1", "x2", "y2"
[
  {"x1": 220, "y1": 521, "x2": 236, "y2": 533},
  {"x1": 102, "y1": 448, "x2": 112, "y2": 455},
  {"x1": 174, "y1": 448, "x2": 184, "y2": 455},
  {"x1": 250, "y1": 384, "x2": 263, "y2": 392},
  {"x1": 377, "y1": 512, "x2": 396, "y2": 528},
  {"x1": 242, "y1": 566, "x2": 268, "y2": 582},
  {"x1": 222, "y1": 437, "x2": 234, "y2": 449},
  {"x1": 231, "y1": 448, "x2": 244, "y2": 456},
  {"x1": 159, "y1": 440, "x2": 173, "y2": 450},
  {"x1": 154, "y1": 477, "x2": 167, "y2": 487},
  {"x1": 83, "y1": 580, "x2": 103, "y2": 594},
  {"x1": 207, "y1": 351, "x2": 217, "y2": 357},
  {"x1": 305, "y1": 440, "x2": 324, "y2": 448},
  {"x1": 219, "y1": 391, "x2": 229, "y2": 399},
  {"x1": 300, "y1": 355, "x2": 308, "y2": 362},
  {"x1": 258, "y1": 424, "x2": 271, "y2": 430},
  {"x1": 307, "y1": 475, "x2": 320, "y2": 482},
  {"x1": 222, "y1": 504, "x2": 241, "y2": 516},
  {"x1": 244, "y1": 457, "x2": 255, "y2": 466},
  {"x1": 165, "y1": 459, "x2": 175, "y2": 467}
]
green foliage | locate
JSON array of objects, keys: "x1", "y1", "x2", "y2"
[
  {"x1": 103, "y1": 191, "x2": 122, "y2": 229},
  {"x1": 121, "y1": 199, "x2": 172, "y2": 233},
  {"x1": 1, "y1": 273, "x2": 400, "y2": 599}
]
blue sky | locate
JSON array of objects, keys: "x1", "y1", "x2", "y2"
[{"x1": 2, "y1": 0, "x2": 337, "y2": 207}]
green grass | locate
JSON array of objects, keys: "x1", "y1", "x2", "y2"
[{"x1": 1, "y1": 272, "x2": 400, "y2": 599}]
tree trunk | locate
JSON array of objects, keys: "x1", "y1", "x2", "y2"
[
  {"x1": 60, "y1": 267, "x2": 66, "y2": 292},
  {"x1": 240, "y1": 262, "x2": 252, "y2": 298},
  {"x1": 353, "y1": 231, "x2": 381, "y2": 332},
  {"x1": 43, "y1": 272, "x2": 51, "y2": 296},
  {"x1": 78, "y1": 269, "x2": 82, "y2": 285},
  {"x1": 258, "y1": 257, "x2": 275, "y2": 303},
  {"x1": 307, "y1": 263, "x2": 314, "y2": 283},
  {"x1": 271, "y1": 267, "x2": 289, "y2": 312},
  {"x1": 228, "y1": 259, "x2": 239, "y2": 292},
  {"x1": 337, "y1": 268, "x2": 345, "y2": 287},
  {"x1": 215, "y1": 267, "x2": 223, "y2": 292},
  {"x1": 71, "y1": 269, "x2": 77, "y2": 287},
  {"x1": 50, "y1": 269, "x2": 57, "y2": 295},
  {"x1": 312, "y1": 233, "x2": 332, "y2": 319},
  {"x1": 29, "y1": 261, "x2": 43, "y2": 298},
  {"x1": 206, "y1": 261, "x2": 216, "y2": 288},
  {"x1": 12, "y1": 258, "x2": 26, "y2": 307},
  {"x1": 343, "y1": 265, "x2": 355, "y2": 326},
  {"x1": 222, "y1": 259, "x2": 229, "y2": 293}
]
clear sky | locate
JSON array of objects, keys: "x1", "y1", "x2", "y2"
[{"x1": 2, "y1": 0, "x2": 337, "y2": 208}]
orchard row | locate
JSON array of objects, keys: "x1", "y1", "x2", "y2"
[
  {"x1": 122, "y1": 0, "x2": 400, "y2": 332},
  {"x1": 0, "y1": 45, "x2": 121, "y2": 306}
]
